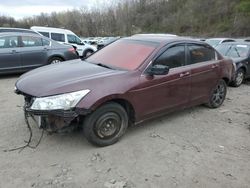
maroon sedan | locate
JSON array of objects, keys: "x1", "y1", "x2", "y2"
[{"x1": 15, "y1": 35, "x2": 234, "y2": 146}]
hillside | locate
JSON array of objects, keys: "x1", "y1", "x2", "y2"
[{"x1": 0, "y1": 0, "x2": 250, "y2": 37}]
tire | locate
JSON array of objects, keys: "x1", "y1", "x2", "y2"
[
  {"x1": 231, "y1": 68, "x2": 245, "y2": 87},
  {"x1": 83, "y1": 102, "x2": 128, "y2": 147},
  {"x1": 83, "y1": 49, "x2": 93, "y2": 58},
  {"x1": 48, "y1": 57, "x2": 63, "y2": 64},
  {"x1": 207, "y1": 79, "x2": 227, "y2": 108}
]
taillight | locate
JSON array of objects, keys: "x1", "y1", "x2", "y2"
[{"x1": 68, "y1": 47, "x2": 76, "y2": 53}]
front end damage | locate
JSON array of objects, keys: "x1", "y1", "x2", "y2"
[{"x1": 21, "y1": 93, "x2": 90, "y2": 133}]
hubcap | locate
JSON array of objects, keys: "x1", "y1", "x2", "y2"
[
  {"x1": 212, "y1": 83, "x2": 225, "y2": 106},
  {"x1": 51, "y1": 59, "x2": 61, "y2": 64},
  {"x1": 94, "y1": 112, "x2": 121, "y2": 139},
  {"x1": 235, "y1": 72, "x2": 244, "y2": 85},
  {"x1": 86, "y1": 52, "x2": 92, "y2": 57}
]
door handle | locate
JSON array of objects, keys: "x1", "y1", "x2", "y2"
[
  {"x1": 211, "y1": 64, "x2": 219, "y2": 69},
  {"x1": 180, "y1": 72, "x2": 190, "y2": 78}
]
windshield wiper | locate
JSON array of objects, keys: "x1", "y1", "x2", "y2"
[
  {"x1": 96, "y1": 63, "x2": 115, "y2": 70},
  {"x1": 234, "y1": 47, "x2": 241, "y2": 57}
]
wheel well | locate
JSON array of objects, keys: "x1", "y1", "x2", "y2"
[
  {"x1": 222, "y1": 77, "x2": 230, "y2": 85},
  {"x1": 84, "y1": 48, "x2": 94, "y2": 53},
  {"x1": 48, "y1": 56, "x2": 65, "y2": 62},
  {"x1": 238, "y1": 66, "x2": 246, "y2": 73},
  {"x1": 105, "y1": 99, "x2": 136, "y2": 124}
]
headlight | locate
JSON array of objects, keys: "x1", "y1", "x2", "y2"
[{"x1": 30, "y1": 89, "x2": 90, "y2": 110}]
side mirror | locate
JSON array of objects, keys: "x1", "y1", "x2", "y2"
[
  {"x1": 147, "y1": 64, "x2": 169, "y2": 76},
  {"x1": 78, "y1": 41, "x2": 85, "y2": 45}
]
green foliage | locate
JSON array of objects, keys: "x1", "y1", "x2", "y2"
[
  {"x1": 237, "y1": 0, "x2": 250, "y2": 13},
  {"x1": 0, "y1": 0, "x2": 249, "y2": 37}
]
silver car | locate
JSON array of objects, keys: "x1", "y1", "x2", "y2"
[{"x1": 0, "y1": 32, "x2": 79, "y2": 74}]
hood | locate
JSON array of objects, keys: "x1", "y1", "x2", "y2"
[
  {"x1": 16, "y1": 59, "x2": 125, "y2": 97},
  {"x1": 226, "y1": 57, "x2": 247, "y2": 63}
]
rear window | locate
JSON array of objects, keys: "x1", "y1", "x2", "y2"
[
  {"x1": 51, "y1": 33, "x2": 65, "y2": 42},
  {"x1": 0, "y1": 36, "x2": 18, "y2": 48},
  {"x1": 86, "y1": 39, "x2": 159, "y2": 70},
  {"x1": 188, "y1": 44, "x2": 216, "y2": 64},
  {"x1": 21, "y1": 36, "x2": 43, "y2": 47}
]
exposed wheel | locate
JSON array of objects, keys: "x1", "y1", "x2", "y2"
[
  {"x1": 49, "y1": 57, "x2": 63, "y2": 64},
  {"x1": 83, "y1": 102, "x2": 128, "y2": 146},
  {"x1": 231, "y1": 68, "x2": 245, "y2": 87},
  {"x1": 207, "y1": 79, "x2": 227, "y2": 108},
  {"x1": 83, "y1": 49, "x2": 93, "y2": 58}
]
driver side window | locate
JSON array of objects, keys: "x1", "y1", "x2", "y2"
[
  {"x1": 153, "y1": 45, "x2": 186, "y2": 69},
  {"x1": 67, "y1": 34, "x2": 77, "y2": 44}
]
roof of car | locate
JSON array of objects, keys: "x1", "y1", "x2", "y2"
[
  {"x1": 128, "y1": 35, "x2": 205, "y2": 45},
  {"x1": 0, "y1": 32, "x2": 49, "y2": 40},
  {"x1": 206, "y1": 38, "x2": 235, "y2": 41},
  {"x1": 217, "y1": 42, "x2": 250, "y2": 45},
  {"x1": 31, "y1": 26, "x2": 75, "y2": 35},
  {"x1": 0, "y1": 27, "x2": 34, "y2": 31}
]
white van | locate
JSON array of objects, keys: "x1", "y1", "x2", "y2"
[{"x1": 31, "y1": 26, "x2": 96, "y2": 57}]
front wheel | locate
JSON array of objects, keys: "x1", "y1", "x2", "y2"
[
  {"x1": 48, "y1": 57, "x2": 63, "y2": 64},
  {"x1": 207, "y1": 79, "x2": 227, "y2": 108},
  {"x1": 83, "y1": 102, "x2": 128, "y2": 147},
  {"x1": 83, "y1": 50, "x2": 94, "y2": 58}
]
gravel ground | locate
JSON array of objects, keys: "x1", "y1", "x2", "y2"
[{"x1": 0, "y1": 75, "x2": 249, "y2": 188}]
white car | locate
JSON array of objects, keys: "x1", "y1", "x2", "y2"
[
  {"x1": 31, "y1": 26, "x2": 96, "y2": 57},
  {"x1": 205, "y1": 38, "x2": 236, "y2": 48}
]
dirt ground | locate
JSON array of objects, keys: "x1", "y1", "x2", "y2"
[{"x1": 0, "y1": 75, "x2": 249, "y2": 188}]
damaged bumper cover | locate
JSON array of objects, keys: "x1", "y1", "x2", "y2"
[
  {"x1": 16, "y1": 88, "x2": 92, "y2": 132},
  {"x1": 24, "y1": 106, "x2": 91, "y2": 132}
]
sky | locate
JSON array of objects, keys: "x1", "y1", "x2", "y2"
[{"x1": 0, "y1": 0, "x2": 108, "y2": 20}]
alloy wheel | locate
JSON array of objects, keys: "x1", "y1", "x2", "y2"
[
  {"x1": 51, "y1": 59, "x2": 61, "y2": 64},
  {"x1": 211, "y1": 82, "x2": 226, "y2": 106},
  {"x1": 235, "y1": 71, "x2": 244, "y2": 86}
]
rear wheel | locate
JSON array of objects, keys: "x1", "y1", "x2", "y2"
[
  {"x1": 49, "y1": 57, "x2": 63, "y2": 64},
  {"x1": 231, "y1": 68, "x2": 245, "y2": 87},
  {"x1": 207, "y1": 79, "x2": 227, "y2": 108},
  {"x1": 83, "y1": 102, "x2": 128, "y2": 147},
  {"x1": 83, "y1": 49, "x2": 93, "y2": 58}
]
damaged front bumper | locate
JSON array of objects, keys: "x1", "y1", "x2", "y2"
[{"x1": 22, "y1": 95, "x2": 91, "y2": 132}]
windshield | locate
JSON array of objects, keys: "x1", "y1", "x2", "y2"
[
  {"x1": 86, "y1": 39, "x2": 159, "y2": 70},
  {"x1": 216, "y1": 44, "x2": 250, "y2": 58},
  {"x1": 206, "y1": 39, "x2": 221, "y2": 47},
  {"x1": 67, "y1": 34, "x2": 82, "y2": 44}
]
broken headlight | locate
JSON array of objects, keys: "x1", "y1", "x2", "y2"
[{"x1": 30, "y1": 89, "x2": 90, "y2": 110}]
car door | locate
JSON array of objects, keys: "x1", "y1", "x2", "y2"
[
  {"x1": 187, "y1": 43, "x2": 220, "y2": 104},
  {"x1": 246, "y1": 48, "x2": 250, "y2": 77},
  {"x1": 0, "y1": 35, "x2": 21, "y2": 72},
  {"x1": 19, "y1": 35, "x2": 48, "y2": 69},
  {"x1": 131, "y1": 44, "x2": 191, "y2": 120}
]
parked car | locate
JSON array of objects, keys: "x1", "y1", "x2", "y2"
[
  {"x1": 0, "y1": 27, "x2": 40, "y2": 35},
  {"x1": 15, "y1": 35, "x2": 234, "y2": 146},
  {"x1": 97, "y1": 37, "x2": 120, "y2": 50},
  {"x1": 0, "y1": 32, "x2": 78, "y2": 74},
  {"x1": 31, "y1": 26, "x2": 97, "y2": 58},
  {"x1": 245, "y1": 38, "x2": 250, "y2": 42},
  {"x1": 216, "y1": 42, "x2": 250, "y2": 87},
  {"x1": 205, "y1": 38, "x2": 236, "y2": 47}
]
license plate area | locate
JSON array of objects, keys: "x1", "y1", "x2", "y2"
[{"x1": 33, "y1": 115, "x2": 42, "y2": 128}]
